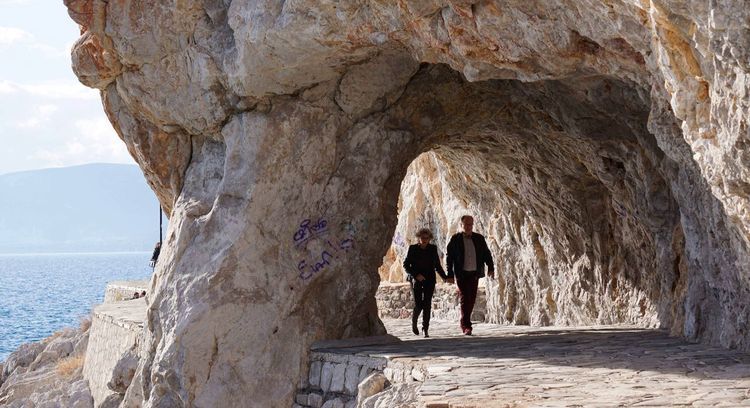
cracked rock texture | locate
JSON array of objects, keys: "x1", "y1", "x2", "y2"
[
  {"x1": 65, "y1": 0, "x2": 750, "y2": 406},
  {"x1": 0, "y1": 326, "x2": 93, "y2": 407}
]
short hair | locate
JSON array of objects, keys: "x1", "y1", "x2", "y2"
[
  {"x1": 460, "y1": 215, "x2": 473, "y2": 222},
  {"x1": 415, "y1": 228, "x2": 433, "y2": 239}
]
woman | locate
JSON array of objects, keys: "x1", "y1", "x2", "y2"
[{"x1": 403, "y1": 228, "x2": 448, "y2": 337}]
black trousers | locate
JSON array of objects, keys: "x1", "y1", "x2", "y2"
[{"x1": 411, "y1": 280, "x2": 436, "y2": 330}]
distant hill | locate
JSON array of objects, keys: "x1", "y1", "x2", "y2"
[{"x1": 0, "y1": 164, "x2": 165, "y2": 253}]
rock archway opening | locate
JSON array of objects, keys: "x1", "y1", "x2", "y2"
[{"x1": 375, "y1": 64, "x2": 701, "y2": 331}]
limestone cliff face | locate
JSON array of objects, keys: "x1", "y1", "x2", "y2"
[{"x1": 65, "y1": 0, "x2": 750, "y2": 406}]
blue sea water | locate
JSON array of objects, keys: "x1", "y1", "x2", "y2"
[{"x1": 0, "y1": 252, "x2": 153, "y2": 361}]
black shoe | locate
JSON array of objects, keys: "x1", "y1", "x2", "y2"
[
  {"x1": 423, "y1": 329, "x2": 429, "y2": 338},
  {"x1": 412, "y1": 319, "x2": 419, "y2": 335}
]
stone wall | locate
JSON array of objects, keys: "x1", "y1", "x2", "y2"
[
  {"x1": 376, "y1": 282, "x2": 486, "y2": 323},
  {"x1": 82, "y1": 299, "x2": 145, "y2": 406},
  {"x1": 296, "y1": 344, "x2": 425, "y2": 408},
  {"x1": 103, "y1": 280, "x2": 149, "y2": 303}
]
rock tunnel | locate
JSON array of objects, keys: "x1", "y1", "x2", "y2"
[
  {"x1": 382, "y1": 67, "x2": 675, "y2": 330},
  {"x1": 64, "y1": 0, "x2": 750, "y2": 406}
]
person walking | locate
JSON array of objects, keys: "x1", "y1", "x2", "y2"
[
  {"x1": 403, "y1": 228, "x2": 450, "y2": 338},
  {"x1": 149, "y1": 241, "x2": 161, "y2": 268},
  {"x1": 446, "y1": 215, "x2": 494, "y2": 335}
]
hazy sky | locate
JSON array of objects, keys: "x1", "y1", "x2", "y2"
[{"x1": 0, "y1": 0, "x2": 135, "y2": 175}]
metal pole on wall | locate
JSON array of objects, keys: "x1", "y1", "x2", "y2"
[
  {"x1": 159, "y1": 205, "x2": 163, "y2": 245},
  {"x1": 150, "y1": 205, "x2": 163, "y2": 269}
]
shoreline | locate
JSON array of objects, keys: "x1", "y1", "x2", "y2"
[{"x1": 0, "y1": 251, "x2": 151, "y2": 257}]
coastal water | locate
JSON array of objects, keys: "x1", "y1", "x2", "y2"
[{"x1": 0, "y1": 252, "x2": 153, "y2": 361}]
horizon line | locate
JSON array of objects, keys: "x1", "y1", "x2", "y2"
[
  {"x1": 0, "y1": 162, "x2": 139, "y2": 178},
  {"x1": 0, "y1": 250, "x2": 152, "y2": 257}
]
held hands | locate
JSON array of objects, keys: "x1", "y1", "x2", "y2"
[
  {"x1": 416, "y1": 274, "x2": 426, "y2": 282},
  {"x1": 445, "y1": 277, "x2": 455, "y2": 284},
  {"x1": 487, "y1": 270, "x2": 495, "y2": 279}
]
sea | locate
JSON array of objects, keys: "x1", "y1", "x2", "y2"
[{"x1": 0, "y1": 252, "x2": 153, "y2": 361}]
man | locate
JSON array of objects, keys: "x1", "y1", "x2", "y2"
[
  {"x1": 446, "y1": 215, "x2": 494, "y2": 335},
  {"x1": 149, "y1": 241, "x2": 161, "y2": 268}
]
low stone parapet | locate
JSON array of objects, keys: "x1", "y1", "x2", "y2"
[
  {"x1": 295, "y1": 336, "x2": 426, "y2": 408},
  {"x1": 104, "y1": 280, "x2": 149, "y2": 303},
  {"x1": 376, "y1": 282, "x2": 486, "y2": 322},
  {"x1": 82, "y1": 298, "x2": 146, "y2": 406}
]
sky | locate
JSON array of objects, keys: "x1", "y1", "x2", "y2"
[{"x1": 0, "y1": 0, "x2": 135, "y2": 176}]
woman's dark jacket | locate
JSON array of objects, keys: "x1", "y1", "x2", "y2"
[{"x1": 403, "y1": 244, "x2": 448, "y2": 283}]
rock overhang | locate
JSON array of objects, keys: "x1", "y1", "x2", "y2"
[{"x1": 64, "y1": 1, "x2": 750, "y2": 406}]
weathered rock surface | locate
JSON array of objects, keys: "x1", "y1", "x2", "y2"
[
  {"x1": 356, "y1": 372, "x2": 388, "y2": 406},
  {"x1": 107, "y1": 346, "x2": 139, "y2": 394},
  {"x1": 360, "y1": 383, "x2": 419, "y2": 408},
  {"x1": 64, "y1": 0, "x2": 750, "y2": 406},
  {"x1": 0, "y1": 325, "x2": 93, "y2": 407}
]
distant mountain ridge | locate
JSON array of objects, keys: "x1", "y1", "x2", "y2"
[{"x1": 0, "y1": 164, "x2": 164, "y2": 253}]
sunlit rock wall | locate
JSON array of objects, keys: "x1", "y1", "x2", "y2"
[
  {"x1": 378, "y1": 153, "x2": 467, "y2": 283},
  {"x1": 65, "y1": 0, "x2": 750, "y2": 406}
]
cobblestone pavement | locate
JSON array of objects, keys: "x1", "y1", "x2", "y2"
[{"x1": 324, "y1": 319, "x2": 750, "y2": 407}]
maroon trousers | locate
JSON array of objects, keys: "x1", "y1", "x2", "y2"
[{"x1": 456, "y1": 274, "x2": 479, "y2": 331}]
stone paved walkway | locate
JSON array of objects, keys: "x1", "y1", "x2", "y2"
[{"x1": 319, "y1": 319, "x2": 750, "y2": 407}]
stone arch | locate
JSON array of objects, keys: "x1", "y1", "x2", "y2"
[
  {"x1": 380, "y1": 65, "x2": 678, "y2": 328},
  {"x1": 133, "y1": 61, "x2": 745, "y2": 407},
  {"x1": 65, "y1": 1, "x2": 750, "y2": 406}
]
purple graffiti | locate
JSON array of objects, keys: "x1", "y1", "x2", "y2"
[
  {"x1": 393, "y1": 232, "x2": 405, "y2": 247},
  {"x1": 298, "y1": 237, "x2": 355, "y2": 281},
  {"x1": 293, "y1": 218, "x2": 329, "y2": 247},
  {"x1": 298, "y1": 251, "x2": 334, "y2": 280}
]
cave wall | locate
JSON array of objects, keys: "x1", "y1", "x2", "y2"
[
  {"x1": 378, "y1": 152, "x2": 466, "y2": 283},
  {"x1": 383, "y1": 72, "x2": 678, "y2": 328},
  {"x1": 64, "y1": 0, "x2": 750, "y2": 406}
]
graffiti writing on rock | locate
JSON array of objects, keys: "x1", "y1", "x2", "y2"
[
  {"x1": 293, "y1": 218, "x2": 329, "y2": 247},
  {"x1": 297, "y1": 238, "x2": 355, "y2": 281},
  {"x1": 393, "y1": 232, "x2": 406, "y2": 248},
  {"x1": 294, "y1": 216, "x2": 357, "y2": 282}
]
